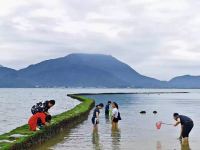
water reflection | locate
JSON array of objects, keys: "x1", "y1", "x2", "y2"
[
  {"x1": 156, "y1": 141, "x2": 162, "y2": 150},
  {"x1": 156, "y1": 140, "x2": 191, "y2": 150},
  {"x1": 92, "y1": 131, "x2": 102, "y2": 150},
  {"x1": 111, "y1": 128, "x2": 121, "y2": 150},
  {"x1": 105, "y1": 114, "x2": 110, "y2": 124}
]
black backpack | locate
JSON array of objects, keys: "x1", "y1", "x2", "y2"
[
  {"x1": 118, "y1": 112, "x2": 122, "y2": 120},
  {"x1": 31, "y1": 101, "x2": 46, "y2": 114}
]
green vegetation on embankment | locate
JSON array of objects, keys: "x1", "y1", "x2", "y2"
[{"x1": 0, "y1": 95, "x2": 95, "y2": 150}]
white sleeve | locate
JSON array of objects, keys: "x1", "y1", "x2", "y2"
[
  {"x1": 112, "y1": 109, "x2": 115, "y2": 116},
  {"x1": 112, "y1": 109, "x2": 117, "y2": 117}
]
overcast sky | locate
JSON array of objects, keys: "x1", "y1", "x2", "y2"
[{"x1": 0, "y1": 0, "x2": 200, "y2": 80}]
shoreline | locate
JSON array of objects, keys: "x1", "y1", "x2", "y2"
[
  {"x1": 72, "y1": 91, "x2": 189, "y2": 95},
  {"x1": 0, "y1": 95, "x2": 95, "y2": 150}
]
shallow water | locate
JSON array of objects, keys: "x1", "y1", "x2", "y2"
[
  {"x1": 34, "y1": 89, "x2": 200, "y2": 150},
  {"x1": 1, "y1": 88, "x2": 200, "y2": 150}
]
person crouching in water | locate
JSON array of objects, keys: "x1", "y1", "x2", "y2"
[
  {"x1": 111, "y1": 102, "x2": 120, "y2": 129},
  {"x1": 28, "y1": 112, "x2": 51, "y2": 131},
  {"x1": 92, "y1": 103, "x2": 104, "y2": 131},
  {"x1": 173, "y1": 113, "x2": 194, "y2": 145}
]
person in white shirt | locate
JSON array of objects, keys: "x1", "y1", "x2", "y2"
[{"x1": 111, "y1": 102, "x2": 119, "y2": 129}]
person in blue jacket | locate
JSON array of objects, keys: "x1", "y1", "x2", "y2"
[{"x1": 105, "y1": 101, "x2": 111, "y2": 115}]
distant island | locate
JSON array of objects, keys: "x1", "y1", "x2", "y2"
[{"x1": 0, "y1": 53, "x2": 199, "y2": 88}]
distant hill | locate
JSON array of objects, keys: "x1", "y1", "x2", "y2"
[
  {"x1": 0, "y1": 53, "x2": 199, "y2": 88},
  {"x1": 0, "y1": 67, "x2": 33, "y2": 88},
  {"x1": 168, "y1": 75, "x2": 200, "y2": 88},
  {"x1": 0, "y1": 67, "x2": 16, "y2": 78}
]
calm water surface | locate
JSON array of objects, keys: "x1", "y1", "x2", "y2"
[{"x1": 34, "y1": 89, "x2": 200, "y2": 150}]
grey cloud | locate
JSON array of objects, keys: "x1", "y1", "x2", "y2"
[{"x1": 0, "y1": 0, "x2": 200, "y2": 80}]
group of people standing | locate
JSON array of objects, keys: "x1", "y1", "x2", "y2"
[
  {"x1": 92, "y1": 101, "x2": 121, "y2": 131},
  {"x1": 28, "y1": 99, "x2": 120, "y2": 132},
  {"x1": 91, "y1": 100, "x2": 194, "y2": 147}
]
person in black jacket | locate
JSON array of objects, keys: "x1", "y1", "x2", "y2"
[
  {"x1": 173, "y1": 113, "x2": 194, "y2": 145},
  {"x1": 92, "y1": 103, "x2": 104, "y2": 131},
  {"x1": 31, "y1": 100, "x2": 55, "y2": 115},
  {"x1": 105, "y1": 101, "x2": 111, "y2": 115}
]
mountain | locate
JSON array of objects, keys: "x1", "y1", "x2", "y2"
[
  {"x1": 168, "y1": 75, "x2": 200, "y2": 88},
  {"x1": 0, "y1": 53, "x2": 199, "y2": 88},
  {"x1": 0, "y1": 53, "x2": 165, "y2": 88},
  {"x1": 0, "y1": 67, "x2": 16, "y2": 78},
  {"x1": 0, "y1": 67, "x2": 33, "y2": 88},
  {"x1": 16, "y1": 53, "x2": 165, "y2": 88}
]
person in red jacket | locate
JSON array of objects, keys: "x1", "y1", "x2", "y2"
[{"x1": 28, "y1": 112, "x2": 51, "y2": 131}]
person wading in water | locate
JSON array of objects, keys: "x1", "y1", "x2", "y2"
[
  {"x1": 173, "y1": 113, "x2": 194, "y2": 145},
  {"x1": 111, "y1": 102, "x2": 121, "y2": 129},
  {"x1": 92, "y1": 103, "x2": 104, "y2": 131}
]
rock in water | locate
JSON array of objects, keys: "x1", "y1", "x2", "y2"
[
  {"x1": 153, "y1": 111, "x2": 157, "y2": 114},
  {"x1": 140, "y1": 111, "x2": 146, "y2": 114}
]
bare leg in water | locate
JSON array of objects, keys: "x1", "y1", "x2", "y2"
[
  {"x1": 112, "y1": 121, "x2": 118, "y2": 130},
  {"x1": 93, "y1": 124, "x2": 98, "y2": 132},
  {"x1": 181, "y1": 139, "x2": 190, "y2": 150}
]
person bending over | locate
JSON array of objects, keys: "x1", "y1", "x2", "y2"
[
  {"x1": 31, "y1": 100, "x2": 55, "y2": 115},
  {"x1": 173, "y1": 113, "x2": 194, "y2": 145},
  {"x1": 28, "y1": 112, "x2": 51, "y2": 131}
]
